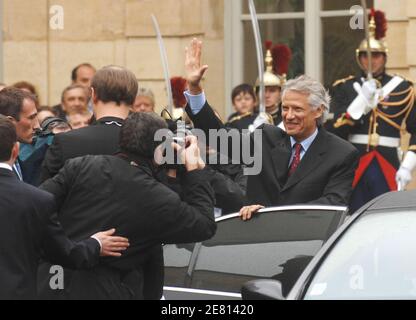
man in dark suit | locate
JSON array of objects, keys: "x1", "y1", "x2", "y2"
[
  {"x1": 39, "y1": 112, "x2": 217, "y2": 300},
  {"x1": 41, "y1": 65, "x2": 138, "y2": 181},
  {"x1": 0, "y1": 116, "x2": 129, "y2": 300},
  {"x1": 0, "y1": 87, "x2": 40, "y2": 181},
  {"x1": 183, "y1": 39, "x2": 359, "y2": 219}
]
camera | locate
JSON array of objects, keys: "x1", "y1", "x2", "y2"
[
  {"x1": 39, "y1": 117, "x2": 72, "y2": 137},
  {"x1": 155, "y1": 125, "x2": 194, "y2": 171}
]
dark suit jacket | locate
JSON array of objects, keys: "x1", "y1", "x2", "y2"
[
  {"x1": 39, "y1": 155, "x2": 216, "y2": 300},
  {"x1": 41, "y1": 117, "x2": 124, "y2": 181},
  {"x1": 0, "y1": 168, "x2": 100, "y2": 300},
  {"x1": 186, "y1": 102, "x2": 359, "y2": 207}
]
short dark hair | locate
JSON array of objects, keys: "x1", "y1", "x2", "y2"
[
  {"x1": 91, "y1": 66, "x2": 138, "y2": 106},
  {"x1": 12, "y1": 81, "x2": 38, "y2": 96},
  {"x1": 119, "y1": 112, "x2": 167, "y2": 159},
  {"x1": 231, "y1": 84, "x2": 256, "y2": 103},
  {"x1": 0, "y1": 87, "x2": 37, "y2": 121},
  {"x1": 38, "y1": 105, "x2": 54, "y2": 113},
  {"x1": 11, "y1": 81, "x2": 39, "y2": 107},
  {"x1": 0, "y1": 115, "x2": 17, "y2": 162},
  {"x1": 71, "y1": 63, "x2": 96, "y2": 82}
]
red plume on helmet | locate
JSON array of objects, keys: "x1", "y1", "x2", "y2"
[
  {"x1": 271, "y1": 44, "x2": 292, "y2": 76},
  {"x1": 370, "y1": 9, "x2": 387, "y2": 40},
  {"x1": 265, "y1": 40, "x2": 273, "y2": 51},
  {"x1": 170, "y1": 77, "x2": 187, "y2": 108}
]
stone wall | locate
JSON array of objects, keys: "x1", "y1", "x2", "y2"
[
  {"x1": 3, "y1": 0, "x2": 225, "y2": 116},
  {"x1": 376, "y1": 0, "x2": 416, "y2": 189},
  {"x1": 376, "y1": 0, "x2": 416, "y2": 80}
]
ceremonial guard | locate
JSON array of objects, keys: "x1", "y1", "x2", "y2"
[
  {"x1": 330, "y1": 10, "x2": 416, "y2": 212},
  {"x1": 254, "y1": 41, "x2": 292, "y2": 126}
]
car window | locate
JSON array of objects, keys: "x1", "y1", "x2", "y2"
[
  {"x1": 187, "y1": 206, "x2": 346, "y2": 297},
  {"x1": 163, "y1": 243, "x2": 195, "y2": 287},
  {"x1": 304, "y1": 210, "x2": 416, "y2": 300}
]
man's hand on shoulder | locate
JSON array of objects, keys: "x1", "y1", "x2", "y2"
[{"x1": 92, "y1": 229, "x2": 130, "y2": 257}]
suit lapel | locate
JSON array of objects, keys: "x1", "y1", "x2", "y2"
[
  {"x1": 282, "y1": 129, "x2": 328, "y2": 192},
  {"x1": 271, "y1": 136, "x2": 292, "y2": 188}
]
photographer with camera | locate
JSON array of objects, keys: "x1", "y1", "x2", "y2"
[
  {"x1": 38, "y1": 112, "x2": 217, "y2": 300},
  {"x1": 19, "y1": 117, "x2": 72, "y2": 186},
  {"x1": 155, "y1": 120, "x2": 246, "y2": 216}
]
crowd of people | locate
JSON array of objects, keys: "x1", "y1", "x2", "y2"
[{"x1": 0, "y1": 9, "x2": 415, "y2": 300}]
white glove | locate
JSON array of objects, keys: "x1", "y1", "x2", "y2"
[
  {"x1": 360, "y1": 79, "x2": 380, "y2": 114},
  {"x1": 396, "y1": 151, "x2": 416, "y2": 191},
  {"x1": 347, "y1": 79, "x2": 379, "y2": 120},
  {"x1": 249, "y1": 112, "x2": 272, "y2": 132}
]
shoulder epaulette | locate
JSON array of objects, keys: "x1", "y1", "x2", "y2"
[
  {"x1": 228, "y1": 112, "x2": 253, "y2": 123},
  {"x1": 393, "y1": 73, "x2": 414, "y2": 85},
  {"x1": 332, "y1": 75, "x2": 355, "y2": 87}
]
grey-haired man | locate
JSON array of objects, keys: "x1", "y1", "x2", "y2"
[{"x1": 183, "y1": 39, "x2": 359, "y2": 219}]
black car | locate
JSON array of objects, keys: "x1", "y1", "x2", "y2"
[
  {"x1": 163, "y1": 205, "x2": 347, "y2": 300},
  {"x1": 242, "y1": 191, "x2": 416, "y2": 300}
]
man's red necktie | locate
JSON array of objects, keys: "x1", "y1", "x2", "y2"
[{"x1": 288, "y1": 143, "x2": 302, "y2": 176}]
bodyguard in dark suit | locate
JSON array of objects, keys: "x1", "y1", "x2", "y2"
[
  {"x1": 0, "y1": 116, "x2": 129, "y2": 300},
  {"x1": 39, "y1": 113, "x2": 217, "y2": 300},
  {"x1": 41, "y1": 65, "x2": 138, "y2": 181},
  {"x1": 0, "y1": 87, "x2": 40, "y2": 182},
  {"x1": 183, "y1": 39, "x2": 359, "y2": 219}
]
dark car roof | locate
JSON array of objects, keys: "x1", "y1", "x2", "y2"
[{"x1": 364, "y1": 190, "x2": 416, "y2": 212}]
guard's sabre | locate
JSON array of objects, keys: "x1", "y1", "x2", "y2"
[
  {"x1": 248, "y1": 0, "x2": 265, "y2": 114},
  {"x1": 151, "y1": 14, "x2": 174, "y2": 114},
  {"x1": 361, "y1": 0, "x2": 373, "y2": 80}
]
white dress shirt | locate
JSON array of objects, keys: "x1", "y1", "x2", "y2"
[{"x1": 0, "y1": 163, "x2": 13, "y2": 171}]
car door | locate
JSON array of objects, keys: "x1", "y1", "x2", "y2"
[{"x1": 163, "y1": 205, "x2": 347, "y2": 300}]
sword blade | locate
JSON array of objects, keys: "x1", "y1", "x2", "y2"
[
  {"x1": 248, "y1": 0, "x2": 266, "y2": 114},
  {"x1": 361, "y1": 0, "x2": 373, "y2": 80},
  {"x1": 151, "y1": 14, "x2": 174, "y2": 113}
]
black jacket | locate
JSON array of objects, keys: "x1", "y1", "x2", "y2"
[
  {"x1": 186, "y1": 102, "x2": 359, "y2": 207},
  {"x1": 226, "y1": 112, "x2": 257, "y2": 131},
  {"x1": 41, "y1": 117, "x2": 124, "y2": 181},
  {"x1": 0, "y1": 168, "x2": 100, "y2": 300},
  {"x1": 39, "y1": 155, "x2": 217, "y2": 299},
  {"x1": 159, "y1": 164, "x2": 246, "y2": 215}
]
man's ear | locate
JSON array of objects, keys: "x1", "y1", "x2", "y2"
[
  {"x1": 7, "y1": 116, "x2": 17, "y2": 124},
  {"x1": 314, "y1": 106, "x2": 324, "y2": 120},
  {"x1": 91, "y1": 87, "x2": 98, "y2": 104},
  {"x1": 10, "y1": 142, "x2": 19, "y2": 163}
]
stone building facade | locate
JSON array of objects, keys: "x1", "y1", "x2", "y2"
[
  {"x1": 2, "y1": 0, "x2": 224, "y2": 115},
  {"x1": 2, "y1": 0, "x2": 415, "y2": 116}
]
